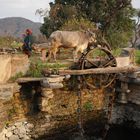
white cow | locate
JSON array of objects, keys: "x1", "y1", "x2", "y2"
[{"x1": 46, "y1": 30, "x2": 96, "y2": 61}]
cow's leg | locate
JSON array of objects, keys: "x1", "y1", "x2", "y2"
[
  {"x1": 47, "y1": 50, "x2": 52, "y2": 62},
  {"x1": 40, "y1": 49, "x2": 46, "y2": 61},
  {"x1": 52, "y1": 53, "x2": 56, "y2": 62},
  {"x1": 73, "y1": 46, "x2": 84, "y2": 62},
  {"x1": 52, "y1": 47, "x2": 58, "y2": 62}
]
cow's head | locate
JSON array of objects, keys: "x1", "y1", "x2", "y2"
[{"x1": 86, "y1": 29, "x2": 97, "y2": 43}]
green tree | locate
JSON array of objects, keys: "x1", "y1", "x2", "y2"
[
  {"x1": 40, "y1": 1, "x2": 78, "y2": 37},
  {"x1": 40, "y1": 0, "x2": 135, "y2": 48},
  {"x1": 130, "y1": 9, "x2": 140, "y2": 48},
  {"x1": 60, "y1": 17, "x2": 96, "y2": 31}
]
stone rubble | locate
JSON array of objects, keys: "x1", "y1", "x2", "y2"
[{"x1": 0, "y1": 121, "x2": 34, "y2": 140}]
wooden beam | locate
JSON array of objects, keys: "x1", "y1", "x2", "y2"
[
  {"x1": 17, "y1": 66, "x2": 140, "y2": 83},
  {"x1": 16, "y1": 76, "x2": 65, "y2": 83},
  {"x1": 43, "y1": 66, "x2": 140, "y2": 76},
  {"x1": 16, "y1": 77, "x2": 46, "y2": 83}
]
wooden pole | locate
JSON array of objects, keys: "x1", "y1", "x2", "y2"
[{"x1": 43, "y1": 66, "x2": 140, "y2": 76}]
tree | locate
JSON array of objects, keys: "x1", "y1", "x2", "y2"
[
  {"x1": 40, "y1": 0, "x2": 135, "y2": 48},
  {"x1": 60, "y1": 18, "x2": 96, "y2": 31},
  {"x1": 40, "y1": 1, "x2": 78, "y2": 37},
  {"x1": 35, "y1": 8, "x2": 49, "y2": 22},
  {"x1": 130, "y1": 9, "x2": 140, "y2": 48}
]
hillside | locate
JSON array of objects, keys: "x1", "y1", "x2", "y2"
[{"x1": 0, "y1": 17, "x2": 42, "y2": 38}]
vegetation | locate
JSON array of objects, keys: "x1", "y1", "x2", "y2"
[
  {"x1": 135, "y1": 50, "x2": 140, "y2": 64},
  {"x1": 60, "y1": 18, "x2": 96, "y2": 31},
  {"x1": 130, "y1": 9, "x2": 140, "y2": 48},
  {"x1": 7, "y1": 107, "x2": 17, "y2": 120},
  {"x1": 9, "y1": 72, "x2": 24, "y2": 82},
  {"x1": 112, "y1": 48, "x2": 122, "y2": 57},
  {"x1": 26, "y1": 60, "x2": 68, "y2": 77},
  {"x1": 0, "y1": 36, "x2": 22, "y2": 48},
  {"x1": 83, "y1": 101, "x2": 94, "y2": 111},
  {"x1": 39, "y1": 0, "x2": 135, "y2": 49}
]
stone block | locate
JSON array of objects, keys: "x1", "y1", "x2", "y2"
[
  {"x1": 9, "y1": 135, "x2": 20, "y2": 140},
  {"x1": 13, "y1": 83, "x2": 21, "y2": 93},
  {"x1": 2, "y1": 128, "x2": 8, "y2": 134},
  {"x1": 6, "y1": 131, "x2": 13, "y2": 137},
  {"x1": 40, "y1": 123, "x2": 50, "y2": 128},
  {"x1": 47, "y1": 76, "x2": 64, "y2": 83},
  {"x1": 49, "y1": 83, "x2": 63, "y2": 89},
  {"x1": 11, "y1": 54, "x2": 30, "y2": 77},
  {"x1": 41, "y1": 90, "x2": 54, "y2": 99},
  {"x1": 45, "y1": 115, "x2": 51, "y2": 122},
  {"x1": 22, "y1": 136, "x2": 30, "y2": 140},
  {"x1": 0, "y1": 132, "x2": 6, "y2": 140},
  {"x1": 64, "y1": 75, "x2": 71, "y2": 80},
  {"x1": 14, "y1": 122, "x2": 22, "y2": 127},
  {"x1": 49, "y1": 75, "x2": 60, "y2": 78},
  {"x1": 41, "y1": 80, "x2": 50, "y2": 88},
  {"x1": 13, "y1": 129, "x2": 19, "y2": 135},
  {"x1": 25, "y1": 123, "x2": 34, "y2": 130},
  {"x1": 41, "y1": 79, "x2": 63, "y2": 89},
  {"x1": 41, "y1": 98, "x2": 49, "y2": 106},
  {"x1": 0, "y1": 83, "x2": 14, "y2": 100},
  {"x1": 0, "y1": 54, "x2": 29, "y2": 83},
  {"x1": 41, "y1": 106, "x2": 52, "y2": 113}
]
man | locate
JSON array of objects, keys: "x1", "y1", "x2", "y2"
[{"x1": 22, "y1": 29, "x2": 33, "y2": 57}]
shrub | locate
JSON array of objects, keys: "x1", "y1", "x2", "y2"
[
  {"x1": 26, "y1": 60, "x2": 68, "y2": 77},
  {"x1": 135, "y1": 50, "x2": 140, "y2": 64},
  {"x1": 26, "y1": 62, "x2": 43, "y2": 77},
  {"x1": 83, "y1": 101, "x2": 94, "y2": 111},
  {"x1": 9, "y1": 72, "x2": 23, "y2": 82}
]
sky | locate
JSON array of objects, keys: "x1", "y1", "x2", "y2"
[
  {"x1": 0, "y1": 0, "x2": 139, "y2": 23},
  {"x1": 0, "y1": 0, "x2": 53, "y2": 22}
]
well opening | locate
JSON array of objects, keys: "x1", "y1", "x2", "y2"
[{"x1": 20, "y1": 82, "x2": 42, "y2": 115}]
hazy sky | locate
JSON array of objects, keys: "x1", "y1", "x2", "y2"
[
  {"x1": 0, "y1": 0, "x2": 139, "y2": 22},
  {"x1": 0, "y1": 0, "x2": 53, "y2": 22}
]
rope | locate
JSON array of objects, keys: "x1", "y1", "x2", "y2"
[{"x1": 76, "y1": 75, "x2": 85, "y2": 139}]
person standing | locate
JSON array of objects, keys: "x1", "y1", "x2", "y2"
[{"x1": 22, "y1": 29, "x2": 33, "y2": 57}]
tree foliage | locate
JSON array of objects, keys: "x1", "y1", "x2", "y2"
[
  {"x1": 40, "y1": 0, "x2": 135, "y2": 48},
  {"x1": 60, "y1": 18, "x2": 96, "y2": 31},
  {"x1": 130, "y1": 9, "x2": 140, "y2": 48}
]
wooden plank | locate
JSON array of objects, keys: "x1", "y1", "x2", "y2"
[
  {"x1": 17, "y1": 66, "x2": 140, "y2": 83},
  {"x1": 43, "y1": 66, "x2": 140, "y2": 75},
  {"x1": 16, "y1": 76, "x2": 65, "y2": 83},
  {"x1": 16, "y1": 77, "x2": 46, "y2": 83}
]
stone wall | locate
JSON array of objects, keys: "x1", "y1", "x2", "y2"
[
  {"x1": 111, "y1": 83, "x2": 140, "y2": 129},
  {"x1": 0, "y1": 76, "x2": 107, "y2": 139},
  {"x1": 40, "y1": 88, "x2": 105, "y2": 116},
  {"x1": 1, "y1": 75, "x2": 140, "y2": 139},
  {"x1": 11, "y1": 54, "x2": 29, "y2": 77},
  {"x1": 128, "y1": 84, "x2": 140, "y2": 105},
  {"x1": 0, "y1": 54, "x2": 29, "y2": 83},
  {"x1": 0, "y1": 83, "x2": 20, "y2": 131}
]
